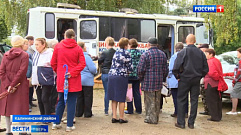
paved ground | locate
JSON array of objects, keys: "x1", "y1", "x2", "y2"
[{"x1": 1, "y1": 89, "x2": 241, "y2": 135}]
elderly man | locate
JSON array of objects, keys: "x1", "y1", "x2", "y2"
[
  {"x1": 137, "y1": 37, "x2": 168, "y2": 124},
  {"x1": 173, "y1": 34, "x2": 209, "y2": 129}
]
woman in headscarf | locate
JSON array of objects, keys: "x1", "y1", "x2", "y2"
[{"x1": 0, "y1": 35, "x2": 29, "y2": 135}]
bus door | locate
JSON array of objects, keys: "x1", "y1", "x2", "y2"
[
  {"x1": 156, "y1": 20, "x2": 175, "y2": 59},
  {"x1": 56, "y1": 18, "x2": 78, "y2": 41},
  {"x1": 78, "y1": 18, "x2": 99, "y2": 57},
  {"x1": 176, "y1": 24, "x2": 196, "y2": 46},
  {"x1": 196, "y1": 23, "x2": 210, "y2": 47}
]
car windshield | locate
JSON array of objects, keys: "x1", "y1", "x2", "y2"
[{"x1": 216, "y1": 51, "x2": 239, "y2": 65}]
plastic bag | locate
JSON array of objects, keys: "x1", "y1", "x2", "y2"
[{"x1": 126, "y1": 84, "x2": 133, "y2": 102}]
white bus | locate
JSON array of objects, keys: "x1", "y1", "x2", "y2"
[{"x1": 27, "y1": 4, "x2": 212, "y2": 58}]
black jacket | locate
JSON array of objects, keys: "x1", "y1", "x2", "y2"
[
  {"x1": 98, "y1": 48, "x2": 116, "y2": 74},
  {"x1": 173, "y1": 45, "x2": 209, "y2": 80}
]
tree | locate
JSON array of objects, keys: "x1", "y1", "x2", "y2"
[
  {"x1": 203, "y1": 0, "x2": 239, "y2": 53},
  {"x1": 0, "y1": 15, "x2": 8, "y2": 42}
]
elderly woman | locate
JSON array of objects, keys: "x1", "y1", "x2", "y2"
[
  {"x1": 0, "y1": 36, "x2": 29, "y2": 135},
  {"x1": 108, "y1": 37, "x2": 133, "y2": 123},
  {"x1": 32, "y1": 38, "x2": 54, "y2": 118},
  {"x1": 47, "y1": 39, "x2": 59, "y2": 115},
  {"x1": 76, "y1": 42, "x2": 97, "y2": 118},
  {"x1": 47, "y1": 39, "x2": 58, "y2": 50},
  {"x1": 204, "y1": 49, "x2": 227, "y2": 121},
  {"x1": 167, "y1": 42, "x2": 188, "y2": 118}
]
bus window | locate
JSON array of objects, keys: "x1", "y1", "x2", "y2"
[
  {"x1": 196, "y1": 24, "x2": 209, "y2": 44},
  {"x1": 127, "y1": 19, "x2": 140, "y2": 40},
  {"x1": 99, "y1": 17, "x2": 111, "y2": 41},
  {"x1": 141, "y1": 20, "x2": 155, "y2": 42},
  {"x1": 45, "y1": 13, "x2": 55, "y2": 39},
  {"x1": 80, "y1": 20, "x2": 97, "y2": 39},
  {"x1": 111, "y1": 18, "x2": 126, "y2": 41},
  {"x1": 57, "y1": 19, "x2": 77, "y2": 41},
  {"x1": 178, "y1": 26, "x2": 194, "y2": 43}
]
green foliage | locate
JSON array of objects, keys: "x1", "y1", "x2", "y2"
[
  {"x1": 0, "y1": 15, "x2": 8, "y2": 42},
  {"x1": 203, "y1": 0, "x2": 239, "y2": 54},
  {"x1": 2, "y1": 38, "x2": 11, "y2": 46}
]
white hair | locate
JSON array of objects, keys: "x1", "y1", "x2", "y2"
[
  {"x1": 11, "y1": 35, "x2": 24, "y2": 47},
  {"x1": 47, "y1": 39, "x2": 58, "y2": 49}
]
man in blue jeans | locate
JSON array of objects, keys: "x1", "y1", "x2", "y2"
[{"x1": 98, "y1": 37, "x2": 116, "y2": 115}]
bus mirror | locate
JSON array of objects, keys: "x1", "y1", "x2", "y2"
[
  {"x1": 196, "y1": 23, "x2": 203, "y2": 27},
  {"x1": 209, "y1": 29, "x2": 213, "y2": 46}
]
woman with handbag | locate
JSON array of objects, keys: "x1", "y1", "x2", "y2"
[
  {"x1": 32, "y1": 38, "x2": 54, "y2": 117},
  {"x1": 204, "y1": 49, "x2": 227, "y2": 121},
  {"x1": 0, "y1": 36, "x2": 29, "y2": 135}
]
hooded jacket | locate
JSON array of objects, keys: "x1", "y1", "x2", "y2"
[
  {"x1": 0, "y1": 47, "x2": 29, "y2": 116},
  {"x1": 51, "y1": 38, "x2": 86, "y2": 92}
]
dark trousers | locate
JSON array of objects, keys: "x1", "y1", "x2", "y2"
[
  {"x1": 206, "y1": 84, "x2": 222, "y2": 121},
  {"x1": 160, "y1": 95, "x2": 164, "y2": 110},
  {"x1": 50, "y1": 85, "x2": 58, "y2": 114},
  {"x1": 76, "y1": 86, "x2": 93, "y2": 117},
  {"x1": 29, "y1": 86, "x2": 34, "y2": 104},
  {"x1": 127, "y1": 80, "x2": 142, "y2": 113},
  {"x1": 36, "y1": 85, "x2": 53, "y2": 115},
  {"x1": 171, "y1": 88, "x2": 189, "y2": 114},
  {"x1": 177, "y1": 77, "x2": 200, "y2": 126},
  {"x1": 55, "y1": 92, "x2": 78, "y2": 127}
]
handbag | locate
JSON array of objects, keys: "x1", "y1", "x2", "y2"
[{"x1": 37, "y1": 66, "x2": 55, "y2": 86}]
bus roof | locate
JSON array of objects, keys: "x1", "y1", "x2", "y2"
[{"x1": 29, "y1": 7, "x2": 205, "y2": 22}]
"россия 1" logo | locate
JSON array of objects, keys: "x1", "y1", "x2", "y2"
[{"x1": 193, "y1": 5, "x2": 224, "y2": 12}]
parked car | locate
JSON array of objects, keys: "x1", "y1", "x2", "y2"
[
  {"x1": 0, "y1": 43, "x2": 12, "y2": 53},
  {"x1": 216, "y1": 51, "x2": 239, "y2": 98}
]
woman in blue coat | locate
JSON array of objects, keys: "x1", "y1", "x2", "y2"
[
  {"x1": 167, "y1": 42, "x2": 188, "y2": 117},
  {"x1": 75, "y1": 42, "x2": 97, "y2": 118}
]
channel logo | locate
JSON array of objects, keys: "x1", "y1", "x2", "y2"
[
  {"x1": 11, "y1": 125, "x2": 48, "y2": 133},
  {"x1": 193, "y1": 5, "x2": 224, "y2": 12}
]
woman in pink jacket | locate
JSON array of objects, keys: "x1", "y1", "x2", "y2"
[{"x1": 51, "y1": 29, "x2": 86, "y2": 132}]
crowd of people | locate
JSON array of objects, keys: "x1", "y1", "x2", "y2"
[{"x1": 0, "y1": 29, "x2": 241, "y2": 134}]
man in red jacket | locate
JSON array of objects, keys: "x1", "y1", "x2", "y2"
[{"x1": 51, "y1": 29, "x2": 86, "y2": 132}]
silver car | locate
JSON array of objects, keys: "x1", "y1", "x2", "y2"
[{"x1": 216, "y1": 51, "x2": 239, "y2": 97}]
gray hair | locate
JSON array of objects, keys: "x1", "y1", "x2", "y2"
[
  {"x1": 175, "y1": 42, "x2": 184, "y2": 52},
  {"x1": 47, "y1": 39, "x2": 58, "y2": 49}
]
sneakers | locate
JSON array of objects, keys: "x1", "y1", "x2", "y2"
[
  {"x1": 66, "y1": 126, "x2": 75, "y2": 132},
  {"x1": 105, "y1": 111, "x2": 108, "y2": 116},
  {"x1": 52, "y1": 124, "x2": 62, "y2": 130},
  {"x1": 226, "y1": 111, "x2": 238, "y2": 115},
  {"x1": 63, "y1": 118, "x2": 76, "y2": 124}
]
